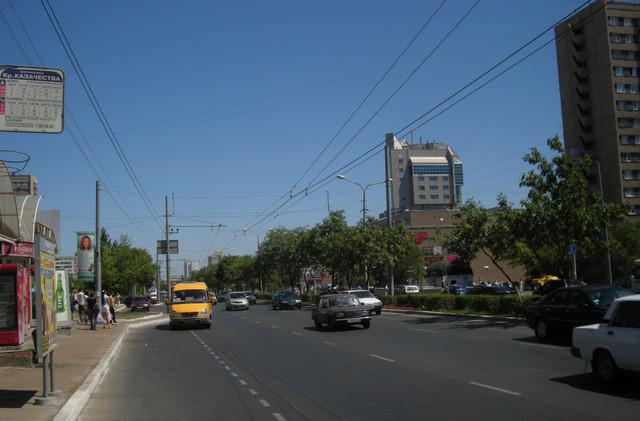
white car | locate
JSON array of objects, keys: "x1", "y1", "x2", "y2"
[
  {"x1": 225, "y1": 291, "x2": 249, "y2": 311},
  {"x1": 571, "y1": 294, "x2": 640, "y2": 381},
  {"x1": 343, "y1": 290, "x2": 383, "y2": 315}
]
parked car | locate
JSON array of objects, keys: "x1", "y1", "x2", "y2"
[
  {"x1": 448, "y1": 285, "x2": 468, "y2": 295},
  {"x1": 243, "y1": 291, "x2": 257, "y2": 305},
  {"x1": 534, "y1": 279, "x2": 584, "y2": 296},
  {"x1": 312, "y1": 294, "x2": 373, "y2": 330},
  {"x1": 272, "y1": 291, "x2": 302, "y2": 310},
  {"x1": 342, "y1": 289, "x2": 383, "y2": 315},
  {"x1": 130, "y1": 296, "x2": 151, "y2": 312},
  {"x1": 526, "y1": 285, "x2": 635, "y2": 341},
  {"x1": 571, "y1": 294, "x2": 640, "y2": 382},
  {"x1": 469, "y1": 285, "x2": 513, "y2": 295},
  {"x1": 225, "y1": 292, "x2": 249, "y2": 311},
  {"x1": 395, "y1": 285, "x2": 420, "y2": 294}
]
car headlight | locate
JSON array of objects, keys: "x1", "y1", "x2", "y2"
[
  {"x1": 336, "y1": 312, "x2": 344, "y2": 318},
  {"x1": 199, "y1": 309, "x2": 208, "y2": 314}
]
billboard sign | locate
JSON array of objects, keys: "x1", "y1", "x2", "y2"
[
  {"x1": 1, "y1": 241, "x2": 34, "y2": 257},
  {"x1": 0, "y1": 66, "x2": 64, "y2": 133},
  {"x1": 157, "y1": 240, "x2": 179, "y2": 255},
  {"x1": 35, "y1": 234, "x2": 56, "y2": 360},
  {"x1": 76, "y1": 232, "x2": 95, "y2": 282},
  {"x1": 54, "y1": 270, "x2": 71, "y2": 324}
]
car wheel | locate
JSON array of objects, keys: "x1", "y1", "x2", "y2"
[
  {"x1": 534, "y1": 318, "x2": 550, "y2": 341},
  {"x1": 272, "y1": 305, "x2": 276, "y2": 310},
  {"x1": 313, "y1": 318, "x2": 322, "y2": 330},
  {"x1": 206, "y1": 318, "x2": 212, "y2": 329},
  {"x1": 376, "y1": 309, "x2": 381, "y2": 315},
  {"x1": 593, "y1": 350, "x2": 618, "y2": 382},
  {"x1": 297, "y1": 304, "x2": 302, "y2": 309},
  {"x1": 362, "y1": 319, "x2": 371, "y2": 329},
  {"x1": 131, "y1": 308, "x2": 135, "y2": 312}
]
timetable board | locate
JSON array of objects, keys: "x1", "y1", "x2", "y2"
[{"x1": 0, "y1": 66, "x2": 64, "y2": 134}]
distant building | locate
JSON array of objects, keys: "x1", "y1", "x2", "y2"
[
  {"x1": 556, "y1": 0, "x2": 640, "y2": 215},
  {"x1": 184, "y1": 260, "x2": 200, "y2": 278},
  {"x1": 37, "y1": 209, "x2": 61, "y2": 251},
  {"x1": 10, "y1": 174, "x2": 37, "y2": 195},
  {"x1": 56, "y1": 255, "x2": 77, "y2": 280},
  {"x1": 208, "y1": 250, "x2": 223, "y2": 267},
  {"x1": 386, "y1": 134, "x2": 463, "y2": 212}
]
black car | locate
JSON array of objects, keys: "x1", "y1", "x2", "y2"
[
  {"x1": 469, "y1": 285, "x2": 513, "y2": 295},
  {"x1": 534, "y1": 279, "x2": 584, "y2": 296},
  {"x1": 130, "y1": 296, "x2": 151, "y2": 312},
  {"x1": 312, "y1": 294, "x2": 373, "y2": 330},
  {"x1": 272, "y1": 291, "x2": 302, "y2": 310},
  {"x1": 526, "y1": 285, "x2": 634, "y2": 340}
]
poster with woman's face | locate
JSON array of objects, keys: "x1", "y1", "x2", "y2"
[{"x1": 76, "y1": 232, "x2": 95, "y2": 281}]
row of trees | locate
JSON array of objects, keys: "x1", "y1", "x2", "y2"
[
  {"x1": 191, "y1": 211, "x2": 424, "y2": 292},
  {"x1": 445, "y1": 136, "x2": 640, "y2": 285}
]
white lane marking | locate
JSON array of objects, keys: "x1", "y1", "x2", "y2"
[
  {"x1": 323, "y1": 341, "x2": 339, "y2": 347},
  {"x1": 273, "y1": 413, "x2": 287, "y2": 421},
  {"x1": 254, "y1": 321, "x2": 262, "y2": 324},
  {"x1": 291, "y1": 331, "x2": 302, "y2": 336},
  {"x1": 219, "y1": 360, "x2": 225, "y2": 364},
  {"x1": 239, "y1": 380, "x2": 248, "y2": 386},
  {"x1": 469, "y1": 381, "x2": 522, "y2": 396},
  {"x1": 224, "y1": 365, "x2": 231, "y2": 370},
  {"x1": 270, "y1": 325, "x2": 279, "y2": 329},
  {"x1": 413, "y1": 328, "x2": 437, "y2": 334},
  {"x1": 368, "y1": 354, "x2": 395, "y2": 363},
  {"x1": 518, "y1": 341, "x2": 563, "y2": 350},
  {"x1": 210, "y1": 351, "x2": 215, "y2": 355},
  {"x1": 259, "y1": 399, "x2": 271, "y2": 407},
  {"x1": 463, "y1": 319, "x2": 487, "y2": 324},
  {"x1": 214, "y1": 355, "x2": 219, "y2": 359},
  {"x1": 231, "y1": 372, "x2": 238, "y2": 377},
  {"x1": 242, "y1": 316, "x2": 247, "y2": 320},
  {"x1": 248, "y1": 389, "x2": 258, "y2": 396}
]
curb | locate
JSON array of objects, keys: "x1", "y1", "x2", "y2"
[
  {"x1": 119, "y1": 312, "x2": 165, "y2": 323},
  {"x1": 52, "y1": 315, "x2": 169, "y2": 421},
  {"x1": 382, "y1": 308, "x2": 526, "y2": 323}
]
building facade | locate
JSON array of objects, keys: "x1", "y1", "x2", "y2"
[
  {"x1": 56, "y1": 255, "x2": 77, "y2": 280},
  {"x1": 208, "y1": 250, "x2": 223, "y2": 267},
  {"x1": 386, "y1": 134, "x2": 463, "y2": 213},
  {"x1": 184, "y1": 260, "x2": 201, "y2": 278},
  {"x1": 556, "y1": 0, "x2": 640, "y2": 215}
]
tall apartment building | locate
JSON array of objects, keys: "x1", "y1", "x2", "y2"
[
  {"x1": 556, "y1": 0, "x2": 640, "y2": 215},
  {"x1": 208, "y1": 250, "x2": 223, "y2": 267},
  {"x1": 56, "y1": 255, "x2": 77, "y2": 279},
  {"x1": 184, "y1": 260, "x2": 200, "y2": 278},
  {"x1": 386, "y1": 134, "x2": 463, "y2": 212}
]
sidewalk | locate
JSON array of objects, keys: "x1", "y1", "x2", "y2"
[{"x1": 0, "y1": 317, "x2": 133, "y2": 421}]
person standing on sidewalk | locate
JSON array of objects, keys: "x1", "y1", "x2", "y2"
[
  {"x1": 77, "y1": 289, "x2": 87, "y2": 325},
  {"x1": 101, "y1": 300, "x2": 112, "y2": 329},
  {"x1": 108, "y1": 291, "x2": 117, "y2": 324},
  {"x1": 87, "y1": 292, "x2": 98, "y2": 330},
  {"x1": 70, "y1": 289, "x2": 78, "y2": 322}
]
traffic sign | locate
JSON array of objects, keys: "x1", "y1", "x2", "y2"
[
  {"x1": 157, "y1": 240, "x2": 179, "y2": 255},
  {"x1": 567, "y1": 244, "x2": 577, "y2": 255}
]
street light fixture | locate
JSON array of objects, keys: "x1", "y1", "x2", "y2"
[{"x1": 336, "y1": 174, "x2": 389, "y2": 290}]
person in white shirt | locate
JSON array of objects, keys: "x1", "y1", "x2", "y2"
[{"x1": 77, "y1": 290, "x2": 87, "y2": 325}]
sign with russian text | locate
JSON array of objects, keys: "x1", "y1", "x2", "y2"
[
  {"x1": 1, "y1": 241, "x2": 34, "y2": 257},
  {"x1": 0, "y1": 66, "x2": 64, "y2": 133},
  {"x1": 77, "y1": 232, "x2": 95, "y2": 282},
  {"x1": 35, "y1": 234, "x2": 56, "y2": 360}
]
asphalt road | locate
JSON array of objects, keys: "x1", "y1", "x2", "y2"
[{"x1": 80, "y1": 304, "x2": 639, "y2": 421}]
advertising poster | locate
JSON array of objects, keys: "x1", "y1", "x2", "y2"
[
  {"x1": 55, "y1": 270, "x2": 71, "y2": 324},
  {"x1": 76, "y1": 232, "x2": 95, "y2": 282},
  {"x1": 35, "y1": 234, "x2": 56, "y2": 360}
]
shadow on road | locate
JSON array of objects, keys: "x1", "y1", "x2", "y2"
[
  {"x1": 550, "y1": 373, "x2": 640, "y2": 400},
  {"x1": 0, "y1": 389, "x2": 37, "y2": 408},
  {"x1": 513, "y1": 335, "x2": 571, "y2": 347},
  {"x1": 399, "y1": 315, "x2": 524, "y2": 330},
  {"x1": 302, "y1": 325, "x2": 367, "y2": 333}
]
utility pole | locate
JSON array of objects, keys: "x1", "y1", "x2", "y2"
[
  {"x1": 165, "y1": 195, "x2": 171, "y2": 304},
  {"x1": 385, "y1": 133, "x2": 395, "y2": 297},
  {"x1": 95, "y1": 180, "x2": 102, "y2": 306},
  {"x1": 596, "y1": 161, "x2": 614, "y2": 285}
]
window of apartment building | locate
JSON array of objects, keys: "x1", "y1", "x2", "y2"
[
  {"x1": 620, "y1": 135, "x2": 640, "y2": 145},
  {"x1": 443, "y1": 194, "x2": 450, "y2": 200},
  {"x1": 419, "y1": 185, "x2": 425, "y2": 191},
  {"x1": 616, "y1": 83, "x2": 640, "y2": 94},
  {"x1": 418, "y1": 176, "x2": 425, "y2": 181},
  {"x1": 429, "y1": 185, "x2": 438, "y2": 190},
  {"x1": 612, "y1": 50, "x2": 638, "y2": 61},
  {"x1": 624, "y1": 17, "x2": 634, "y2": 27},
  {"x1": 442, "y1": 185, "x2": 449, "y2": 191},
  {"x1": 624, "y1": 187, "x2": 640, "y2": 198},
  {"x1": 621, "y1": 152, "x2": 640, "y2": 162},
  {"x1": 419, "y1": 194, "x2": 426, "y2": 200},
  {"x1": 610, "y1": 33, "x2": 638, "y2": 44},
  {"x1": 413, "y1": 164, "x2": 450, "y2": 175},
  {"x1": 430, "y1": 194, "x2": 439, "y2": 200},
  {"x1": 609, "y1": 16, "x2": 620, "y2": 26},
  {"x1": 616, "y1": 100, "x2": 640, "y2": 111},
  {"x1": 429, "y1": 176, "x2": 438, "y2": 181},
  {"x1": 442, "y1": 175, "x2": 449, "y2": 181},
  {"x1": 398, "y1": 159, "x2": 404, "y2": 164},
  {"x1": 623, "y1": 170, "x2": 640, "y2": 180},
  {"x1": 399, "y1": 167, "x2": 404, "y2": 173},
  {"x1": 629, "y1": 204, "x2": 640, "y2": 215},
  {"x1": 618, "y1": 118, "x2": 640, "y2": 128}
]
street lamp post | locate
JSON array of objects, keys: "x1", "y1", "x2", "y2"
[{"x1": 336, "y1": 174, "x2": 387, "y2": 290}]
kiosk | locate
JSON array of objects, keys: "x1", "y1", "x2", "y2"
[{"x1": 0, "y1": 264, "x2": 31, "y2": 346}]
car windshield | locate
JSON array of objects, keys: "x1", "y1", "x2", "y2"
[
  {"x1": 173, "y1": 290, "x2": 207, "y2": 303},
  {"x1": 351, "y1": 291, "x2": 373, "y2": 298},
  {"x1": 132, "y1": 297, "x2": 147, "y2": 303},
  {"x1": 328, "y1": 295, "x2": 358, "y2": 306},
  {"x1": 230, "y1": 292, "x2": 246, "y2": 299},
  {"x1": 280, "y1": 292, "x2": 296, "y2": 298},
  {"x1": 587, "y1": 287, "x2": 635, "y2": 307}
]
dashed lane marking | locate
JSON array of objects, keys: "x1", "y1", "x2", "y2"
[
  {"x1": 273, "y1": 413, "x2": 287, "y2": 421},
  {"x1": 231, "y1": 372, "x2": 238, "y2": 377},
  {"x1": 368, "y1": 354, "x2": 395, "y2": 363},
  {"x1": 248, "y1": 389, "x2": 258, "y2": 396},
  {"x1": 259, "y1": 400, "x2": 271, "y2": 408},
  {"x1": 254, "y1": 321, "x2": 262, "y2": 324},
  {"x1": 469, "y1": 381, "x2": 522, "y2": 396},
  {"x1": 270, "y1": 325, "x2": 279, "y2": 329},
  {"x1": 323, "y1": 341, "x2": 339, "y2": 347},
  {"x1": 413, "y1": 328, "x2": 438, "y2": 334},
  {"x1": 224, "y1": 365, "x2": 231, "y2": 370},
  {"x1": 239, "y1": 380, "x2": 248, "y2": 386},
  {"x1": 291, "y1": 331, "x2": 302, "y2": 336}
]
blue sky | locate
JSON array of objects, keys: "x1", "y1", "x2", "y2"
[{"x1": 1, "y1": 0, "x2": 591, "y2": 273}]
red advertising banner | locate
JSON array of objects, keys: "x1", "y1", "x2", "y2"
[{"x1": 2, "y1": 241, "x2": 34, "y2": 257}]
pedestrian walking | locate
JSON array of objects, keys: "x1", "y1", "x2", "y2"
[
  {"x1": 87, "y1": 291, "x2": 98, "y2": 330},
  {"x1": 108, "y1": 291, "x2": 117, "y2": 324},
  {"x1": 70, "y1": 289, "x2": 78, "y2": 322},
  {"x1": 116, "y1": 292, "x2": 121, "y2": 306},
  {"x1": 101, "y1": 300, "x2": 112, "y2": 329},
  {"x1": 77, "y1": 289, "x2": 87, "y2": 325}
]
